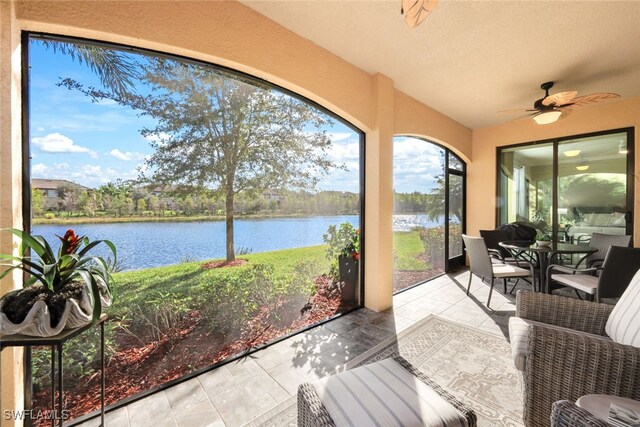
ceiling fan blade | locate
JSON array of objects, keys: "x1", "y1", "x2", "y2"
[
  {"x1": 542, "y1": 91, "x2": 578, "y2": 107},
  {"x1": 571, "y1": 92, "x2": 620, "y2": 107},
  {"x1": 497, "y1": 108, "x2": 538, "y2": 113},
  {"x1": 402, "y1": 0, "x2": 438, "y2": 28}
]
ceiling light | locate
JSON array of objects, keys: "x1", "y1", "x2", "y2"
[
  {"x1": 563, "y1": 150, "x2": 581, "y2": 157},
  {"x1": 533, "y1": 110, "x2": 562, "y2": 125},
  {"x1": 576, "y1": 162, "x2": 589, "y2": 171},
  {"x1": 619, "y1": 141, "x2": 628, "y2": 154}
]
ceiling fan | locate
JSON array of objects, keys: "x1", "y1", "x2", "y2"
[
  {"x1": 502, "y1": 82, "x2": 620, "y2": 125},
  {"x1": 401, "y1": 0, "x2": 438, "y2": 29}
]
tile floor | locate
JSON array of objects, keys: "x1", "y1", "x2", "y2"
[{"x1": 77, "y1": 268, "x2": 530, "y2": 427}]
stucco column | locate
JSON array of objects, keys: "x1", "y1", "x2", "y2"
[
  {"x1": 0, "y1": 1, "x2": 25, "y2": 426},
  {"x1": 364, "y1": 73, "x2": 394, "y2": 311}
]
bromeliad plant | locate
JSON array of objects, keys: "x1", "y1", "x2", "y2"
[{"x1": 0, "y1": 228, "x2": 117, "y2": 322}]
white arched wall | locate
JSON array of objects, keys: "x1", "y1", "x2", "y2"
[{"x1": 1, "y1": 1, "x2": 472, "y2": 422}]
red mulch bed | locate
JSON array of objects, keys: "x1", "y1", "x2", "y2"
[{"x1": 31, "y1": 275, "x2": 349, "y2": 426}]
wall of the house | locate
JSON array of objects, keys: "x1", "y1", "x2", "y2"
[
  {"x1": 0, "y1": 0, "x2": 25, "y2": 424},
  {"x1": 469, "y1": 97, "x2": 640, "y2": 244},
  {"x1": 0, "y1": 1, "x2": 472, "y2": 421}
]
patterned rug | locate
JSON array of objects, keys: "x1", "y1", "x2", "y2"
[{"x1": 244, "y1": 315, "x2": 523, "y2": 426}]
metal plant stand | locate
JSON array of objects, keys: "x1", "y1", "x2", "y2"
[{"x1": 0, "y1": 315, "x2": 107, "y2": 427}]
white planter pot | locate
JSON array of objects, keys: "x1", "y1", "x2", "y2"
[{"x1": 0, "y1": 280, "x2": 111, "y2": 337}]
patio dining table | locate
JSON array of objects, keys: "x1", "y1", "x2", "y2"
[{"x1": 498, "y1": 241, "x2": 598, "y2": 294}]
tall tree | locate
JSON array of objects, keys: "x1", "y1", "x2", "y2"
[{"x1": 65, "y1": 57, "x2": 338, "y2": 261}]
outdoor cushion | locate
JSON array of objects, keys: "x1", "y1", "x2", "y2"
[
  {"x1": 509, "y1": 317, "x2": 611, "y2": 372},
  {"x1": 550, "y1": 273, "x2": 598, "y2": 295},
  {"x1": 605, "y1": 268, "x2": 640, "y2": 347},
  {"x1": 309, "y1": 358, "x2": 468, "y2": 427},
  {"x1": 492, "y1": 264, "x2": 531, "y2": 278}
]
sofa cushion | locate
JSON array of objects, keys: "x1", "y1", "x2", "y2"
[
  {"x1": 509, "y1": 317, "x2": 611, "y2": 372},
  {"x1": 310, "y1": 358, "x2": 468, "y2": 427},
  {"x1": 605, "y1": 268, "x2": 640, "y2": 347}
]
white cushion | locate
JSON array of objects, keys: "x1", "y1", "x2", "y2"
[
  {"x1": 550, "y1": 274, "x2": 598, "y2": 294},
  {"x1": 605, "y1": 268, "x2": 640, "y2": 347},
  {"x1": 508, "y1": 317, "x2": 611, "y2": 372},
  {"x1": 492, "y1": 263, "x2": 531, "y2": 278},
  {"x1": 310, "y1": 358, "x2": 467, "y2": 427},
  {"x1": 576, "y1": 394, "x2": 640, "y2": 421}
]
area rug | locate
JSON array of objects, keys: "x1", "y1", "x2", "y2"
[{"x1": 243, "y1": 315, "x2": 523, "y2": 427}]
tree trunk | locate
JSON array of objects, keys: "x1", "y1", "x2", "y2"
[{"x1": 225, "y1": 189, "x2": 236, "y2": 262}]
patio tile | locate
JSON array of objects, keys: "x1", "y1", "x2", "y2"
[
  {"x1": 128, "y1": 391, "x2": 177, "y2": 427},
  {"x1": 241, "y1": 373, "x2": 290, "y2": 403},
  {"x1": 165, "y1": 378, "x2": 210, "y2": 412},
  {"x1": 75, "y1": 406, "x2": 130, "y2": 427},
  {"x1": 209, "y1": 385, "x2": 276, "y2": 426},
  {"x1": 174, "y1": 400, "x2": 225, "y2": 427}
]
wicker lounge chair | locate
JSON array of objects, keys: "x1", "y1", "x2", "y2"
[{"x1": 508, "y1": 270, "x2": 640, "y2": 427}]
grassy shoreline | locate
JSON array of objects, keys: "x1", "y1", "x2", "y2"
[{"x1": 32, "y1": 212, "x2": 357, "y2": 226}]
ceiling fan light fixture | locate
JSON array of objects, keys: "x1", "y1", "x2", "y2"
[
  {"x1": 563, "y1": 149, "x2": 581, "y2": 157},
  {"x1": 533, "y1": 110, "x2": 562, "y2": 125}
]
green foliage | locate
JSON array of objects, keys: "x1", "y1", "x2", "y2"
[
  {"x1": 417, "y1": 226, "x2": 445, "y2": 270},
  {"x1": 0, "y1": 228, "x2": 117, "y2": 322},
  {"x1": 201, "y1": 260, "x2": 319, "y2": 343},
  {"x1": 31, "y1": 188, "x2": 45, "y2": 217},
  {"x1": 322, "y1": 223, "x2": 360, "y2": 278}
]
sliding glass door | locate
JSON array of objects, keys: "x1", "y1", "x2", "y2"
[{"x1": 498, "y1": 128, "x2": 634, "y2": 244}]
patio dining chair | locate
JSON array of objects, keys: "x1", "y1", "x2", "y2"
[
  {"x1": 463, "y1": 234, "x2": 535, "y2": 308},
  {"x1": 480, "y1": 229, "x2": 537, "y2": 293},
  {"x1": 547, "y1": 245, "x2": 640, "y2": 302},
  {"x1": 562, "y1": 232, "x2": 631, "y2": 270}
]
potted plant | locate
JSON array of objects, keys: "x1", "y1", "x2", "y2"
[
  {"x1": 322, "y1": 223, "x2": 360, "y2": 304},
  {"x1": 536, "y1": 231, "x2": 552, "y2": 247},
  {"x1": 0, "y1": 228, "x2": 116, "y2": 337}
]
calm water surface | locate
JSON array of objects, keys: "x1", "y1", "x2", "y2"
[{"x1": 33, "y1": 214, "x2": 439, "y2": 271}]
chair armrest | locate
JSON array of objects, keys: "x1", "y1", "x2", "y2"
[
  {"x1": 298, "y1": 383, "x2": 336, "y2": 427},
  {"x1": 515, "y1": 290, "x2": 613, "y2": 335},
  {"x1": 551, "y1": 400, "x2": 610, "y2": 427},
  {"x1": 523, "y1": 325, "x2": 640, "y2": 427},
  {"x1": 487, "y1": 248, "x2": 504, "y2": 260},
  {"x1": 547, "y1": 264, "x2": 597, "y2": 275}
]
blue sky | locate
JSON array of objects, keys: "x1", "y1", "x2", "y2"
[{"x1": 29, "y1": 39, "x2": 442, "y2": 194}]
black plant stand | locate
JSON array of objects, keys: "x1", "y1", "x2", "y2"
[{"x1": 0, "y1": 315, "x2": 107, "y2": 427}]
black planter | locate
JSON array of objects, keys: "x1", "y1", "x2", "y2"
[{"x1": 338, "y1": 255, "x2": 359, "y2": 304}]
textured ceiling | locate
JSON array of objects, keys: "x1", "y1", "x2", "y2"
[{"x1": 241, "y1": 0, "x2": 640, "y2": 130}]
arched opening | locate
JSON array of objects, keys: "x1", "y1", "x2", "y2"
[
  {"x1": 22, "y1": 33, "x2": 365, "y2": 422},
  {"x1": 393, "y1": 136, "x2": 466, "y2": 293}
]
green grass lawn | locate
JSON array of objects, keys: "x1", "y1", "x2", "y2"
[
  {"x1": 109, "y1": 232, "x2": 428, "y2": 317},
  {"x1": 394, "y1": 230, "x2": 429, "y2": 271},
  {"x1": 109, "y1": 245, "x2": 330, "y2": 317}
]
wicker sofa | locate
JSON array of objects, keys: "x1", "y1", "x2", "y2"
[{"x1": 509, "y1": 290, "x2": 640, "y2": 427}]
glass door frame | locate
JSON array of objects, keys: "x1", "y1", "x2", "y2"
[
  {"x1": 445, "y1": 153, "x2": 467, "y2": 271},
  {"x1": 495, "y1": 127, "x2": 635, "y2": 242}
]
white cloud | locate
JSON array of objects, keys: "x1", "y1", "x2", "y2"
[
  {"x1": 327, "y1": 132, "x2": 354, "y2": 143},
  {"x1": 143, "y1": 132, "x2": 171, "y2": 144},
  {"x1": 108, "y1": 149, "x2": 146, "y2": 161},
  {"x1": 32, "y1": 133, "x2": 97, "y2": 158},
  {"x1": 32, "y1": 163, "x2": 47, "y2": 175}
]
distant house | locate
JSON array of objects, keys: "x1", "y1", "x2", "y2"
[{"x1": 32, "y1": 178, "x2": 90, "y2": 209}]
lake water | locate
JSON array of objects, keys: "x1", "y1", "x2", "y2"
[{"x1": 32, "y1": 214, "x2": 440, "y2": 271}]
